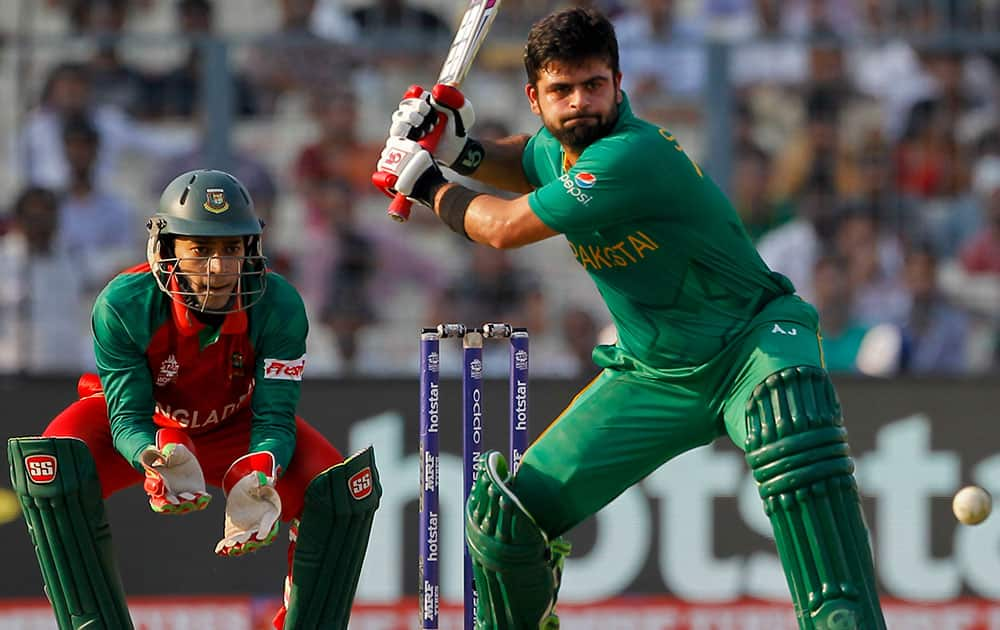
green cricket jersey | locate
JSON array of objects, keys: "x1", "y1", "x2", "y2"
[
  {"x1": 92, "y1": 264, "x2": 308, "y2": 472},
  {"x1": 524, "y1": 94, "x2": 795, "y2": 367}
]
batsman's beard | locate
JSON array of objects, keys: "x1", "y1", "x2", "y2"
[{"x1": 549, "y1": 104, "x2": 620, "y2": 154}]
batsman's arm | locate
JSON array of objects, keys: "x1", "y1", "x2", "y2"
[
  {"x1": 432, "y1": 185, "x2": 558, "y2": 248},
  {"x1": 465, "y1": 134, "x2": 535, "y2": 194}
]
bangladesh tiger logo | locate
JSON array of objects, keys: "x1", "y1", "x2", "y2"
[{"x1": 203, "y1": 188, "x2": 229, "y2": 213}]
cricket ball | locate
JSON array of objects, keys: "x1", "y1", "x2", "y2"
[{"x1": 953, "y1": 485, "x2": 992, "y2": 526}]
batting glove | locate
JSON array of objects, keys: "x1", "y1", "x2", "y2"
[
  {"x1": 139, "y1": 428, "x2": 211, "y2": 515},
  {"x1": 374, "y1": 136, "x2": 448, "y2": 207},
  {"x1": 389, "y1": 84, "x2": 483, "y2": 175},
  {"x1": 215, "y1": 452, "x2": 282, "y2": 557}
]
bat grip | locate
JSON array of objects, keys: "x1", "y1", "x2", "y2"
[
  {"x1": 387, "y1": 107, "x2": 448, "y2": 223},
  {"x1": 387, "y1": 193, "x2": 413, "y2": 222}
]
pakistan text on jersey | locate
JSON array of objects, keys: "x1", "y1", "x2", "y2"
[
  {"x1": 154, "y1": 382, "x2": 253, "y2": 429},
  {"x1": 568, "y1": 230, "x2": 660, "y2": 271}
]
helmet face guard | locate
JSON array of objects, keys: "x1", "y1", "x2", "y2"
[
  {"x1": 147, "y1": 170, "x2": 269, "y2": 315},
  {"x1": 147, "y1": 220, "x2": 268, "y2": 314}
]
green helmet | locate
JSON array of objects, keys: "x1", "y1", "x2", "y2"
[{"x1": 147, "y1": 169, "x2": 268, "y2": 314}]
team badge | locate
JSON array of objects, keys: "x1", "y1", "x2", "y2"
[
  {"x1": 156, "y1": 354, "x2": 180, "y2": 386},
  {"x1": 231, "y1": 352, "x2": 245, "y2": 377},
  {"x1": 203, "y1": 188, "x2": 230, "y2": 213},
  {"x1": 574, "y1": 172, "x2": 597, "y2": 189}
]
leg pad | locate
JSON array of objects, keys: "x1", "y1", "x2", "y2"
[
  {"x1": 465, "y1": 451, "x2": 570, "y2": 630},
  {"x1": 745, "y1": 367, "x2": 885, "y2": 630},
  {"x1": 8, "y1": 436, "x2": 132, "y2": 630},
  {"x1": 281, "y1": 446, "x2": 381, "y2": 630}
]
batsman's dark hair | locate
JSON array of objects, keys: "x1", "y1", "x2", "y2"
[{"x1": 524, "y1": 7, "x2": 619, "y2": 84}]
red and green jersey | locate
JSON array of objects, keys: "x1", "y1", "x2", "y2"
[
  {"x1": 91, "y1": 264, "x2": 308, "y2": 472},
  {"x1": 523, "y1": 94, "x2": 795, "y2": 368}
]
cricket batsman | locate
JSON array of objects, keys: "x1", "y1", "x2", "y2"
[
  {"x1": 8, "y1": 169, "x2": 381, "y2": 630},
  {"x1": 373, "y1": 8, "x2": 886, "y2": 629}
]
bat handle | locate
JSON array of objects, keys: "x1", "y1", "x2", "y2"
[{"x1": 387, "y1": 193, "x2": 413, "y2": 222}]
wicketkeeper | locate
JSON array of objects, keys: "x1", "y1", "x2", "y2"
[
  {"x1": 8, "y1": 169, "x2": 381, "y2": 630},
  {"x1": 373, "y1": 7, "x2": 886, "y2": 630}
]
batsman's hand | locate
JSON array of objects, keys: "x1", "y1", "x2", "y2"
[
  {"x1": 140, "y1": 428, "x2": 211, "y2": 515},
  {"x1": 389, "y1": 84, "x2": 483, "y2": 174},
  {"x1": 374, "y1": 136, "x2": 445, "y2": 207},
  {"x1": 215, "y1": 452, "x2": 282, "y2": 557}
]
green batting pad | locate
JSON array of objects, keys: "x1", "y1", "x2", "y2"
[
  {"x1": 282, "y1": 446, "x2": 381, "y2": 630},
  {"x1": 745, "y1": 367, "x2": 885, "y2": 630},
  {"x1": 8, "y1": 437, "x2": 133, "y2": 630},
  {"x1": 465, "y1": 451, "x2": 571, "y2": 630}
]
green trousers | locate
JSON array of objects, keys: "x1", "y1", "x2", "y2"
[{"x1": 514, "y1": 294, "x2": 823, "y2": 536}]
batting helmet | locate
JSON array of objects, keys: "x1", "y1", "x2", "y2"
[{"x1": 147, "y1": 169, "x2": 267, "y2": 314}]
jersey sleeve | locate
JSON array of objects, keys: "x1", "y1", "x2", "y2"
[
  {"x1": 92, "y1": 296, "x2": 157, "y2": 471},
  {"x1": 520, "y1": 133, "x2": 544, "y2": 189},
  {"x1": 250, "y1": 279, "x2": 309, "y2": 473}
]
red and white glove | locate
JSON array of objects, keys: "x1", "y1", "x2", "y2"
[
  {"x1": 388, "y1": 84, "x2": 483, "y2": 175},
  {"x1": 139, "y1": 428, "x2": 211, "y2": 514},
  {"x1": 215, "y1": 452, "x2": 282, "y2": 557},
  {"x1": 374, "y1": 136, "x2": 446, "y2": 207}
]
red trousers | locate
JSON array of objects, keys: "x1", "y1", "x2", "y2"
[{"x1": 43, "y1": 388, "x2": 343, "y2": 522}]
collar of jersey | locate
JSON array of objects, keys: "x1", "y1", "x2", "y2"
[{"x1": 168, "y1": 275, "x2": 248, "y2": 339}]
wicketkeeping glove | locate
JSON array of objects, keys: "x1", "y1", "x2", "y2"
[
  {"x1": 215, "y1": 452, "x2": 282, "y2": 557},
  {"x1": 139, "y1": 428, "x2": 211, "y2": 514},
  {"x1": 389, "y1": 84, "x2": 484, "y2": 175},
  {"x1": 374, "y1": 136, "x2": 448, "y2": 207}
]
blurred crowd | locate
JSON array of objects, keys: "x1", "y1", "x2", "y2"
[{"x1": 0, "y1": 0, "x2": 997, "y2": 377}]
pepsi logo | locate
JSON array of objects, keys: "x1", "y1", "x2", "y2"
[{"x1": 574, "y1": 172, "x2": 597, "y2": 189}]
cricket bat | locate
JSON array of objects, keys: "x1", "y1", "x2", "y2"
[{"x1": 382, "y1": 0, "x2": 502, "y2": 222}]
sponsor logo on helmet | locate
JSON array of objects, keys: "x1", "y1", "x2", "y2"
[
  {"x1": 264, "y1": 355, "x2": 306, "y2": 381},
  {"x1": 156, "y1": 354, "x2": 180, "y2": 386},
  {"x1": 203, "y1": 188, "x2": 230, "y2": 214},
  {"x1": 574, "y1": 172, "x2": 597, "y2": 188},
  {"x1": 25, "y1": 455, "x2": 57, "y2": 484},
  {"x1": 349, "y1": 467, "x2": 374, "y2": 500}
]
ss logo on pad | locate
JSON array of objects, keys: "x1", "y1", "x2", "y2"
[
  {"x1": 25, "y1": 455, "x2": 58, "y2": 484},
  {"x1": 349, "y1": 468, "x2": 373, "y2": 500}
]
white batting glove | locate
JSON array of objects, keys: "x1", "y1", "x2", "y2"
[
  {"x1": 215, "y1": 452, "x2": 282, "y2": 557},
  {"x1": 375, "y1": 136, "x2": 445, "y2": 206},
  {"x1": 389, "y1": 84, "x2": 482, "y2": 174},
  {"x1": 140, "y1": 428, "x2": 211, "y2": 515}
]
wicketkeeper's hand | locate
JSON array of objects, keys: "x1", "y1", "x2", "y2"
[
  {"x1": 215, "y1": 452, "x2": 282, "y2": 557},
  {"x1": 139, "y1": 428, "x2": 211, "y2": 514},
  {"x1": 389, "y1": 84, "x2": 483, "y2": 175},
  {"x1": 374, "y1": 137, "x2": 447, "y2": 207}
]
